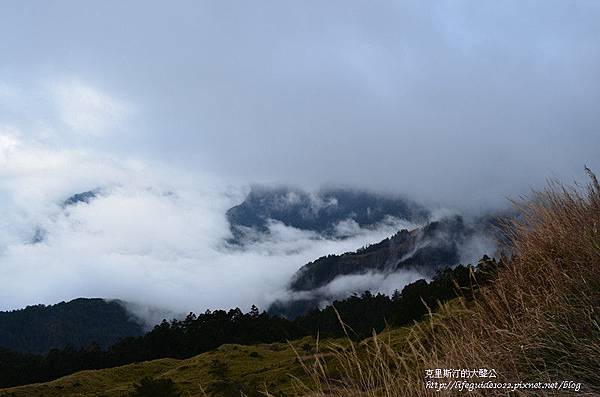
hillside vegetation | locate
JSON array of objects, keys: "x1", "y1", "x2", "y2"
[
  {"x1": 0, "y1": 339, "x2": 305, "y2": 397},
  {"x1": 0, "y1": 299, "x2": 143, "y2": 354},
  {"x1": 0, "y1": 327, "x2": 412, "y2": 397}
]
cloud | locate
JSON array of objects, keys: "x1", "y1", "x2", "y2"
[
  {"x1": 322, "y1": 271, "x2": 426, "y2": 299},
  {"x1": 0, "y1": 1, "x2": 597, "y2": 208},
  {"x1": 51, "y1": 79, "x2": 132, "y2": 136},
  {"x1": 0, "y1": 133, "x2": 416, "y2": 324},
  {"x1": 0, "y1": 130, "x2": 488, "y2": 322},
  {"x1": 0, "y1": 1, "x2": 599, "y2": 323},
  {"x1": 272, "y1": 270, "x2": 428, "y2": 314}
]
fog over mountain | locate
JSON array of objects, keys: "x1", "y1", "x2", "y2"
[
  {"x1": 1, "y1": 2, "x2": 599, "y2": 321},
  {"x1": 0, "y1": 138, "x2": 417, "y2": 320}
]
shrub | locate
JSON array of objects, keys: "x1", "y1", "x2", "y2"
[{"x1": 129, "y1": 376, "x2": 181, "y2": 397}]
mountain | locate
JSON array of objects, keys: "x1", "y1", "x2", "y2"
[
  {"x1": 0, "y1": 298, "x2": 144, "y2": 354},
  {"x1": 267, "y1": 215, "x2": 499, "y2": 318},
  {"x1": 62, "y1": 190, "x2": 99, "y2": 207},
  {"x1": 226, "y1": 186, "x2": 429, "y2": 243},
  {"x1": 289, "y1": 215, "x2": 474, "y2": 291}
]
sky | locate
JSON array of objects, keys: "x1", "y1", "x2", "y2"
[{"x1": 0, "y1": 1, "x2": 599, "y2": 317}]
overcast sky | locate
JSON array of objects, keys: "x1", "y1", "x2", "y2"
[
  {"x1": 2, "y1": 1, "x2": 599, "y2": 204},
  {"x1": 0, "y1": 1, "x2": 599, "y2": 314}
]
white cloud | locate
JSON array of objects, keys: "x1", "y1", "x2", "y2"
[
  {"x1": 0, "y1": 134, "x2": 415, "y2": 324},
  {"x1": 322, "y1": 270, "x2": 426, "y2": 299},
  {"x1": 276, "y1": 270, "x2": 428, "y2": 311},
  {"x1": 51, "y1": 79, "x2": 132, "y2": 136},
  {"x1": 0, "y1": 127, "x2": 20, "y2": 154}
]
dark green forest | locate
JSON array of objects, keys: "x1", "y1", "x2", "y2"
[
  {"x1": 0, "y1": 298, "x2": 144, "y2": 354},
  {"x1": 0, "y1": 256, "x2": 501, "y2": 388}
]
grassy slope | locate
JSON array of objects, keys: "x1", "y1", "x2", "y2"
[{"x1": 0, "y1": 328, "x2": 411, "y2": 397}]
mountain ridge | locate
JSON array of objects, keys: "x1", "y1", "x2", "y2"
[
  {"x1": 289, "y1": 215, "x2": 474, "y2": 292},
  {"x1": 0, "y1": 298, "x2": 144, "y2": 354}
]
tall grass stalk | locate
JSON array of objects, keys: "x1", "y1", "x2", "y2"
[{"x1": 295, "y1": 170, "x2": 600, "y2": 396}]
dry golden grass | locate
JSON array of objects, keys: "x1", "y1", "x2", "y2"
[{"x1": 295, "y1": 170, "x2": 600, "y2": 396}]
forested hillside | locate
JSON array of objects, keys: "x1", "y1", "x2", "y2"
[
  {"x1": 0, "y1": 298, "x2": 144, "y2": 354},
  {"x1": 289, "y1": 215, "x2": 471, "y2": 292}
]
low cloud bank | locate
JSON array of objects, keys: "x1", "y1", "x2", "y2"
[
  {"x1": 0, "y1": 78, "x2": 502, "y2": 327},
  {"x1": 280, "y1": 270, "x2": 428, "y2": 308},
  {"x1": 0, "y1": 133, "x2": 419, "y2": 325}
]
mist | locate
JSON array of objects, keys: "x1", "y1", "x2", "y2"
[
  {"x1": 1, "y1": 1, "x2": 599, "y2": 320},
  {"x1": 0, "y1": 133, "x2": 417, "y2": 321}
]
